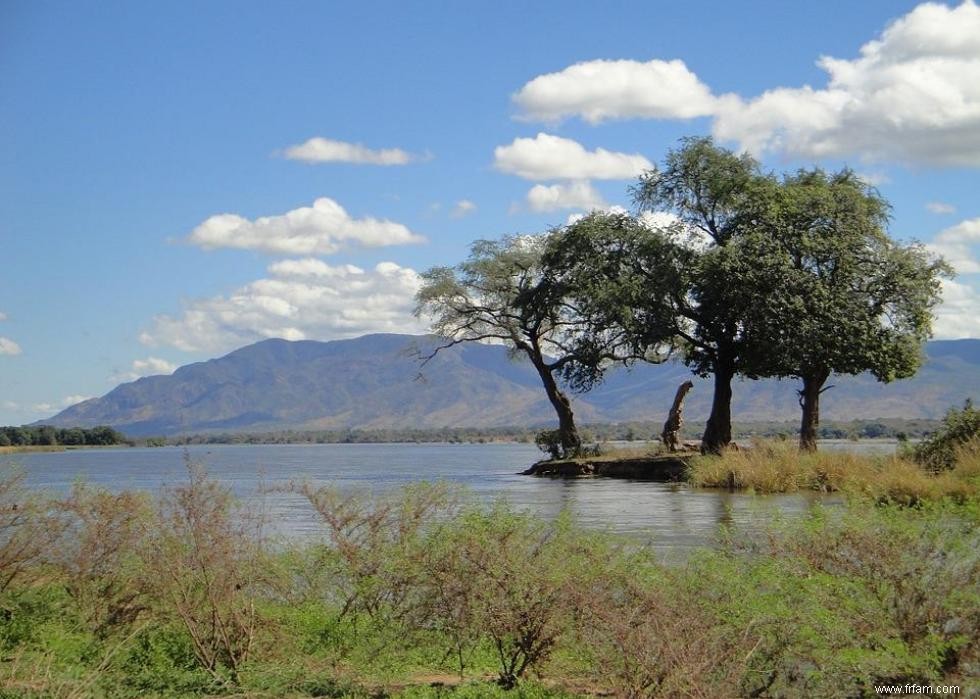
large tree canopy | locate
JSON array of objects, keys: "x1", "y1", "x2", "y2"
[
  {"x1": 414, "y1": 234, "x2": 644, "y2": 459},
  {"x1": 629, "y1": 137, "x2": 775, "y2": 452},
  {"x1": 734, "y1": 169, "x2": 951, "y2": 449}
]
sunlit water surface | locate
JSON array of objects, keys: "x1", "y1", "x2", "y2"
[{"x1": 2, "y1": 442, "x2": 884, "y2": 559}]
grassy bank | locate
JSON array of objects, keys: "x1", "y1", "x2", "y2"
[
  {"x1": 0, "y1": 445, "x2": 68, "y2": 455},
  {"x1": 1, "y1": 463, "x2": 978, "y2": 697},
  {"x1": 687, "y1": 439, "x2": 980, "y2": 502}
]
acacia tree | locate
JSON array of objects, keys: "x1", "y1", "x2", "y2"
[
  {"x1": 630, "y1": 137, "x2": 775, "y2": 453},
  {"x1": 415, "y1": 235, "x2": 640, "y2": 459},
  {"x1": 734, "y1": 169, "x2": 951, "y2": 450},
  {"x1": 538, "y1": 212, "x2": 679, "y2": 385}
]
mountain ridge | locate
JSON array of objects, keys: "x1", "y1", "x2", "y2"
[{"x1": 42, "y1": 334, "x2": 980, "y2": 436}]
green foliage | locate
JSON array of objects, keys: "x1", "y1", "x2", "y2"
[
  {"x1": 912, "y1": 399, "x2": 980, "y2": 471},
  {"x1": 415, "y1": 234, "x2": 633, "y2": 458},
  {"x1": 735, "y1": 168, "x2": 949, "y2": 382},
  {"x1": 0, "y1": 424, "x2": 127, "y2": 447},
  {"x1": 534, "y1": 429, "x2": 563, "y2": 460}
]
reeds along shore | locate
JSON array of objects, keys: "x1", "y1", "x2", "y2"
[
  {"x1": 0, "y1": 445, "x2": 978, "y2": 697},
  {"x1": 688, "y1": 437, "x2": 980, "y2": 502}
]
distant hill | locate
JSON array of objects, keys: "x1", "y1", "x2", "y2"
[{"x1": 42, "y1": 334, "x2": 980, "y2": 436}]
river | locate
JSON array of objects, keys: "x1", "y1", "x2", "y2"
[{"x1": 2, "y1": 442, "x2": 865, "y2": 558}]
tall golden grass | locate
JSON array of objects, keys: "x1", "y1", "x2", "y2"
[{"x1": 688, "y1": 438, "x2": 980, "y2": 503}]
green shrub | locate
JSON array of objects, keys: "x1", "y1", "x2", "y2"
[{"x1": 912, "y1": 400, "x2": 980, "y2": 471}]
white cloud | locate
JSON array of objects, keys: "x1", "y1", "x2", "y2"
[
  {"x1": 112, "y1": 357, "x2": 178, "y2": 383},
  {"x1": 61, "y1": 395, "x2": 93, "y2": 407},
  {"x1": 565, "y1": 205, "x2": 628, "y2": 226},
  {"x1": 516, "y1": 2, "x2": 980, "y2": 167},
  {"x1": 139, "y1": 259, "x2": 425, "y2": 354},
  {"x1": 31, "y1": 403, "x2": 54, "y2": 414},
  {"x1": 0, "y1": 314, "x2": 16, "y2": 355},
  {"x1": 855, "y1": 171, "x2": 891, "y2": 186},
  {"x1": 0, "y1": 337, "x2": 21, "y2": 355},
  {"x1": 131, "y1": 357, "x2": 178, "y2": 376},
  {"x1": 927, "y1": 201, "x2": 957, "y2": 215},
  {"x1": 494, "y1": 133, "x2": 652, "y2": 181},
  {"x1": 513, "y1": 58, "x2": 718, "y2": 123},
  {"x1": 450, "y1": 200, "x2": 477, "y2": 218},
  {"x1": 187, "y1": 197, "x2": 425, "y2": 256},
  {"x1": 282, "y1": 137, "x2": 416, "y2": 165},
  {"x1": 713, "y1": 1, "x2": 980, "y2": 166},
  {"x1": 526, "y1": 181, "x2": 606, "y2": 212},
  {"x1": 928, "y1": 217, "x2": 980, "y2": 274},
  {"x1": 934, "y1": 277, "x2": 980, "y2": 338},
  {"x1": 266, "y1": 258, "x2": 364, "y2": 278}
]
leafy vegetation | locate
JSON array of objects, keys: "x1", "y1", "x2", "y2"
[
  {"x1": 0, "y1": 425, "x2": 125, "y2": 448},
  {"x1": 1, "y1": 456, "x2": 978, "y2": 697},
  {"x1": 911, "y1": 400, "x2": 980, "y2": 472},
  {"x1": 729, "y1": 169, "x2": 949, "y2": 450},
  {"x1": 414, "y1": 235, "x2": 665, "y2": 459}
]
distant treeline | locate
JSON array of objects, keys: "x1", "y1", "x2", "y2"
[
  {"x1": 0, "y1": 425, "x2": 127, "y2": 447},
  {"x1": 159, "y1": 417, "x2": 942, "y2": 447}
]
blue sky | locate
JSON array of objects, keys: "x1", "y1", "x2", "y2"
[{"x1": 2, "y1": 0, "x2": 979, "y2": 424}]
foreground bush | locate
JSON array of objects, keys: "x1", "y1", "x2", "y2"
[
  {"x1": 911, "y1": 400, "x2": 980, "y2": 472},
  {"x1": 0, "y1": 469, "x2": 977, "y2": 696}
]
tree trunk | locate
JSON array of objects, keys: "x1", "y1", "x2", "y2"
[
  {"x1": 701, "y1": 363, "x2": 735, "y2": 455},
  {"x1": 532, "y1": 357, "x2": 581, "y2": 458},
  {"x1": 798, "y1": 368, "x2": 830, "y2": 452}
]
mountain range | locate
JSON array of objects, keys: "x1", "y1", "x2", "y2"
[{"x1": 42, "y1": 334, "x2": 980, "y2": 436}]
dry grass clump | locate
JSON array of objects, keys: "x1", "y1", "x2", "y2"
[
  {"x1": 571, "y1": 561, "x2": 751, "y2": 698},
  {"x1": 140, "y1": 464, "x2": 267, "y2": 685},
  {"x1": 0, "y1": 467, "x2": 64, "y2": 593},
  {"x1": 688, "y1": 438, "x2": 980, "y2": 501}
]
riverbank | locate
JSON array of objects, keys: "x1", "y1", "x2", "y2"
[
  {"x1": 522, "y1": 451, "x2": 692, "y2": 480},
  {"x1": 0, "y1": 444, "x2": 132, "y2": 455},
  {"x1": 524, "y1": 439, "x2": 980, "y2": 503},
  {"x1": 0, "y1": 444, "x2": 67, "y2": 454}
]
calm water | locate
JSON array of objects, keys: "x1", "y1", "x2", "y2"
[{"x1": 5, "y1": 443, "x2": 848, "y2": 558}]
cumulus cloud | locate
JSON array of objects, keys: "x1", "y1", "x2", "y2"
[
  {"x1": 139, "y1": 259, "x2": 424, "y2": 354},
  {"x1": 716, "y1": 1, "x2": 980, "y2": 165},
  {"x1": 282, "y1": 137, "x2": 417, "y2": 165},
  {"x1": 450, "y1": 200, "x2": 477, "y2": 218},
  {"x1": 0, "y1": 337, "x2": 21, "y2": 355},
  {"x1": 526, "y1": 181, "x2": 606, "y2": 212},
  {"x1": 513, "y1": 58, "x2": 718, "y2": 123},
  {"x1": 929, "y1": 217, "x2": 980, "y2": 274},
  {"x1": 564, "y1": 205, "x2": 628, "y2": 226},
  {"x1": 934, "y1": 277, "x2": 980, "y2": 338},
  {"x1": 927, "y1": 201, "x2": 957, "y2": 215},
  {"x1": 494, "y1": 133, "x2": 652, "y2": 181},
  {"x1": 31, "y1": 403, "x2": 54, "y2": 414},
  {"x1": 855, "y1": 171, "x2": 891, "y2": 186},
  {"x1": 0, "y1": 312, "x2": 6, "y2": 321},
  {"x1": 515, "y1": 2, "x2": 980, "y2": 167},
  {"x1": 187, "y1": 197, "x2": 425, "y2": 256},
  {"x1": 111, "y1": 357, "x2": 179, "y2": 383}
]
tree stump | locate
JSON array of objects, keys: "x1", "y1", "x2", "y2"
[{"x1": 661, "y1": 380, "x2": 694, "y2": 452}]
